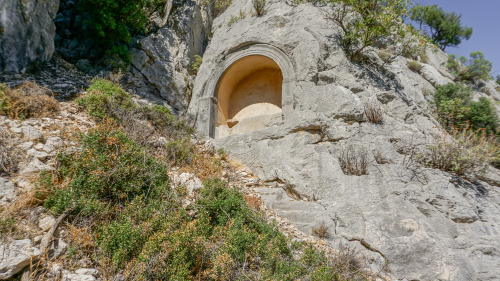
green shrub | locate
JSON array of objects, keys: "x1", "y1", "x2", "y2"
[
  {"x1": 77, "y1": 0, "x2": 165, "y2": 66},
  {"x1": 44, "y1": 125, "x2": 170, "y2": 215},
  {"x1": 76, "y1": 79, "x2": 133, "y2": 119},
  {"x1": 325, "y1": 0, "x2": 411, "y2": 62},
  {"x1": 77, "y1": 79, "x2": 193, "y2": 144},
  {"x1": 409, "y1": 4, "x2": 472, "y2": 50},
  {"x1": 97, "y1": 218, "x2": 145, "y2": 267},
  {"x1": 433, "y1": 83, "x2": 499, "y2": 135},
  {"x1": 191, "y1": 55, "x2": 203, "y2": 73},
  {"x1": 496, "y1": 75, "x2": 500, "y2": 85},
  {"x1": 0, "y1": 216, "x2": 16, "y2": 233},
  {"x1": 165, "y1": 138, "x2": 194, "y2": 166}
]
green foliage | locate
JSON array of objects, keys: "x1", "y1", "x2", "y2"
[
  {"x1": 496, "y1": 75, "x2": 500, "y2": 85},
  {"x1": 191, "y1": 55, "x2": 203, "y2": 73},
  {"x1": 97, "y1": 218, "x2": 145, "y2": 267},
  {"x1": 164, "y1": 138, "x2": 194, "y2": 166},
  {"x1": 433, "y1": 83, "x2": 499, "y2": 136},
  {"x1": 76, "y1": 79, "x2": 133, "y2": 119},
  {"x1": 77, "y1": 79, "x2": 193, "y2": 141},
  {"x1": 409, "y1": 4, "x2": 472, "y2": 50},
  {"x1": 77, "y1": 0, "x2": 165, "y2": 66},
  {"x1": 253, "y1": 0, "x2": 266, "y2": 16},
  {"x1": 44, "y1": 125, "x2": 170, "y2": 215},
  {"x1": 447, "y1": 52, "x2": 494, "y2": 81},
  {"x1": 0, "y1": 216, "x2": 16, "y2": 233},
  {"x1": 325, "y1": 0, "x2": 412, "y2": 62}
]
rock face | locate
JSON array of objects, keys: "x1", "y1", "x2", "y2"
[
  {"x1": 125, "y1": 0, "x2": 212, "y2": 113},
  {"x1": 0, "y1": 239, "x2": 40, "y2": 279},
  {"x1": 188, "y1": 0, "x2": 500, "y2": 280},
  {"x1": 0, "y1": 0, "x2": 60, "y2": 73}
]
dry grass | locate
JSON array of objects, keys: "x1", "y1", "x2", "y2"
[
  {"x1": 364, "y1": 101, "x2": 383, "y2": 124},
  {"x1": 253, "y1": 0, "x2": 266, "y2": 16},
  {"x1": 338, "y1": 145, "x2": 369, "y2": 176},
  {"x1": 4, "y1": 82, "x2": 60, "y2": 119},
  {"x1": 311, "y1": 221, "x2": 330, "y2": 239},
  {"x1": 419, "y1": 125, "x2": 499, "y2": 176},
  {"x1": 407, "y1": 60, "x2": 423, "y2": 72},
  {"x1": 243, "y1": 194, "x2": 263, "y2": 211}
]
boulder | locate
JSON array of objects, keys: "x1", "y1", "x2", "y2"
[
  {"x1": 21, "y1": 125, "x2": 43, "y2": 141},
  {"x1": 0, "y1": 239, "x2": 40, "y2": 279},
  {"x1": 0, "y1": 177, "x2": 16, "y2": 205}
]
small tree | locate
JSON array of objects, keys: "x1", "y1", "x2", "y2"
[
  {"x1": 325, "y1": 0, "x2": 411, "y2": 62},
  {"x1": 448, "y1": 52, "x2": 493, "y2": 81},
  {"x1": 409, "y1": 4, "x2": 472, "y2": 50}
]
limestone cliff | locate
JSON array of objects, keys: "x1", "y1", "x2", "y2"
[{"x1": 187, "y1": 0, "x2": 500, "y2": 280}]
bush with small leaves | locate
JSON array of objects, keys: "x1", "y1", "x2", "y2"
[
  {"x1": 433, "y1": 83, "x2": 499, "y2": 136},
  {"x1": 324, "y1": 0, "x2": 411, "y2": 62}
]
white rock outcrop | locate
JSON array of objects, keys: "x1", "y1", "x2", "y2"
[
  {"x1": 187, "y1": 0, "x2": 500, "y2": 279},
  {"x1": 0, "y1": 239, "x2": 40, "y2": 279}
]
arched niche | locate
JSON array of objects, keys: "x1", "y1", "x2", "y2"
[
  {"x1": 216, "y1": 55, "x2": 283, "y2": 138},
  {"x1": 199, "y1": 44, "x2": 295, "y2": 138}
]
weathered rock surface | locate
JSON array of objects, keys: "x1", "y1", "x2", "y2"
[
  {"x1": 0, "y1": 0, "x2": 59, "y2": 73},
  {"x1": 188, "y1": 0, "x2": 500, "y2": 279},
  {"x1": 125, "y1": 0, "x2": 212, "y2": 113},
  {"x1": 0, "y1": 239, "x2": 40, "y2": 279},
  {"x1": 0, "y1": 177, "x2": 16, "y2": 205}
]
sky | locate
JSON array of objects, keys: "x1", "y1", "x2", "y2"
[{"x1": 414, "y1": 0, "x2": 500, "y2": 77}]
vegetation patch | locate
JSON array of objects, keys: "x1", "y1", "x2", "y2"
[
  {"x1": 0, "y1": 82, "x2": 59, "y2": 120},
  {"x1": 253, "y1": 0, "x2": 266, "y2": 16},
  {"x1": 338, "y1": 145, "x2": 369, "y2": 176},
  {"x1": 418, "y1": 126, "x2": 499, "y2": 175},
  {"x1": 76, "y1": 78, "x2": 194, "y2": 164},
  {"x1": 433, "y1": 83, "x2": 499, "y2": 136},
  {"x1": 33, "y1": 121, "x2": 371, "y2": 280},
  {"x1": 447, "y1": 52, "x2": 493, "y2": 82}
]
